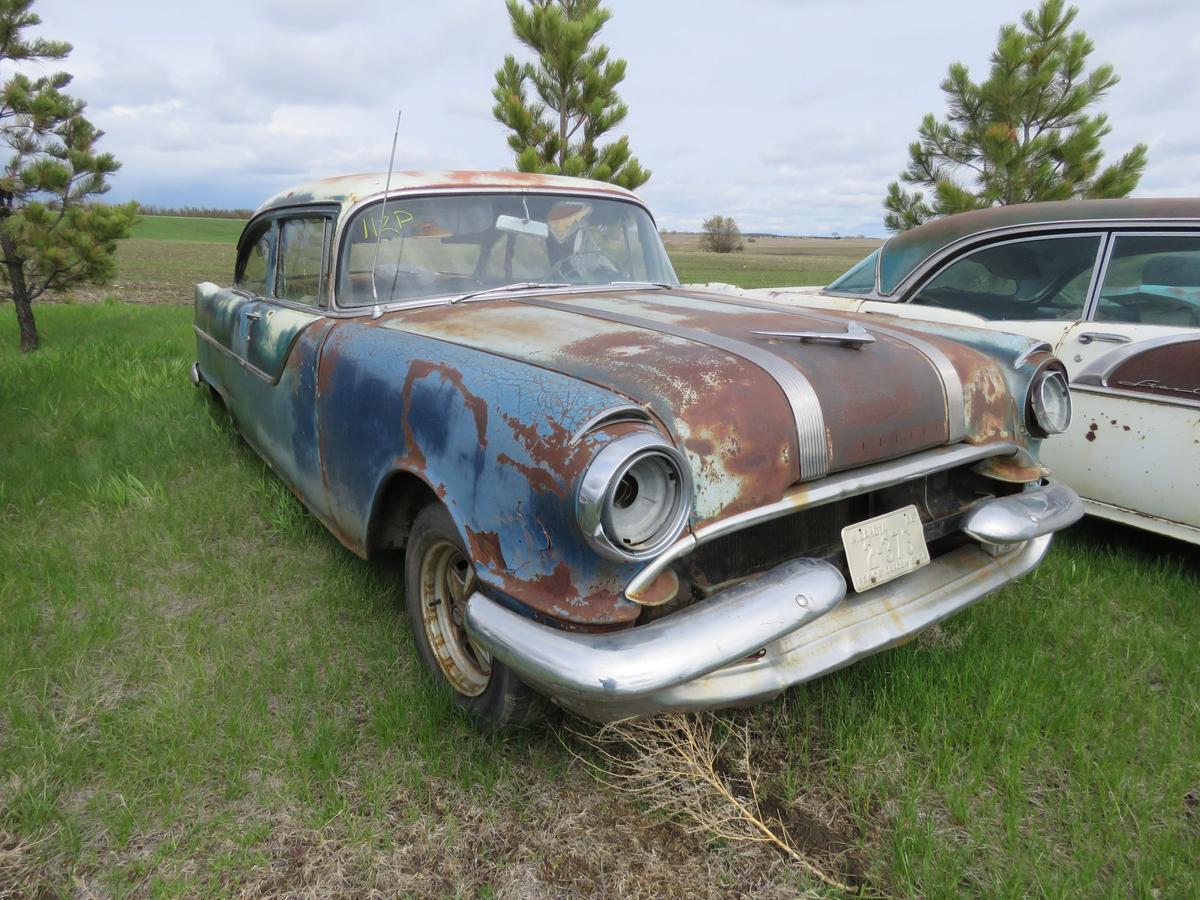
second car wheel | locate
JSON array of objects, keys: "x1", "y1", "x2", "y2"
[{"x1": 404, "y1": 502, "x2": 551, "y2": 728}]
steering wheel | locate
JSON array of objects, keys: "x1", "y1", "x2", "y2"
[{"x1": 548, "y1": 250, "x2": 621, "y2": 284}]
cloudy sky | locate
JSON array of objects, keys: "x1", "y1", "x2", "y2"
[{"x1": 24, "y1": 0, "x2": 1200, "y2": 236}]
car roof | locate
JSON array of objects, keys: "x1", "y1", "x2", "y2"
[
  {"x1": 878, "y1": 198, "x2": 1200, "y2": 294},
  {"x1": 255, "y1": 170, "x2": 644, "y2": 217}
]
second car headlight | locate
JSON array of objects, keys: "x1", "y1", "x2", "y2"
[
  {"x1": 577, "y1": 432, "x2": 691, "y2": 562},
  {"x1": 1027, "y1": 365, "x2": 1072, "y2": 437}
]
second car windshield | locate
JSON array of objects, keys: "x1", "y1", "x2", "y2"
[{"x1": 337, "y1": 193, "x2": 677, "y2": 307}]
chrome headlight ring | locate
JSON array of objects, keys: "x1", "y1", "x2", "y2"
[
  {"x1": 577, "y1": 432, "x2": 692, "y2": 562},
  {"x1": 1027, "y1": 363, "x2": 1072, "y2": 438}
]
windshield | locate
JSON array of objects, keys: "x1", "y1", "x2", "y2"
[
  {"x1": 826, "y1": 249, "x2": 879, "y2": 294},
  {"x1": 337, "y1": 192, "x2": 677, "y2": 307}
]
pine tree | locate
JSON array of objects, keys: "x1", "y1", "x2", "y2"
[
  {"x1": 0, "y1": 0, "x2": 138, "y2": 351},
  {"x1": 492, "y1": 0, "x2": 650, "y2": 190},
  {"x1": 883, "y1": 0, "x2": 1147, "y2": 233}
]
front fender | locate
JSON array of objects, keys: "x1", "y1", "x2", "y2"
[
  {"x1": 315, "y1": 322, "x2": 657, "y2": 627},
  {"x1": 879, "y1": 316, "x2": 1053, "y2": 449}
]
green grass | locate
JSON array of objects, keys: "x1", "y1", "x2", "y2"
[
  {"x1": 664, "y1": 234, "x2": 874, "y2": 290},
  {"x1": 132, "y1": 216, "x2": 246, "y2": 244},
  {"x1": 2, "y1": 298, "x2": 1197, "y2": 895}
]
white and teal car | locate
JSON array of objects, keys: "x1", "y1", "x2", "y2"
[{"x1": 748, "y1": 199, "x2": 1200, "y2": 545}]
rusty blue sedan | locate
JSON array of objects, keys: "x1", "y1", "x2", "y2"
[{"x1": 192, "y1": 171, "x2": 1082, "y2": 726}]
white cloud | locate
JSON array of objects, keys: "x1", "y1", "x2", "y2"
[{"x1": 26, "y1": 0, "x2": 1200, "y2": 236}]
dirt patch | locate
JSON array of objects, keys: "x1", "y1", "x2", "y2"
[{"x1": 227, "y1": 766, "x2": 806, "y2": 898}]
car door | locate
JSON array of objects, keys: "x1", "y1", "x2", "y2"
[
  {"x1": 246, "y1": 214, "x2": 330, "y2": 381},
  {"x1": 860, "y1": 232, "x2": 1106, "y2": 351},
  {"x1": 221, "y1": 210, "x2": 337, "y2": 511},
  {"x1": 1043, "y1": 232, "x2": 1200, "y2": 532},
  {"x1": 194, "y1": 217, "x2": 275, "y2": 397}
]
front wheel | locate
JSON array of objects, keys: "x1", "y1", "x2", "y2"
[{"x1": 404, "y1": 503, "x2": 551, "y2": 728}]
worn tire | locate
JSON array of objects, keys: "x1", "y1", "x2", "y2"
[{"x1": 404, "y1": 503, "x2": 551, "y2": 728}]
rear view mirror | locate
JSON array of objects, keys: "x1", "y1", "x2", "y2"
[{"x1": 495, "y1": 214, "x2": 549, "y2": 239}]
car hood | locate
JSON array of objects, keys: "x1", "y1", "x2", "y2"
[{"x1": 377, "y1": 287, "x2": 1018, "y2": 524}]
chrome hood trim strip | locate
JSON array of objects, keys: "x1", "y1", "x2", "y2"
[
  {"x1": 519, "y1": 296, "x2": 831, "y2": 480},
  {"x1": 697, "y1": 290, "x2": 969, "y2": 443}
]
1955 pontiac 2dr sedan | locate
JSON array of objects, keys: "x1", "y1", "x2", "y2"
[{"x1": 192, "y1": 171, "x2": 1083, "y2": 726}]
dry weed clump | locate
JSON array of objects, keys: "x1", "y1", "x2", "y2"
[
  {"x1": 0, "y1": 829, "x2": 60, "y2": 898},
  {"x1": 568, "y1": 713, "x2": 857, "y2": 893}
]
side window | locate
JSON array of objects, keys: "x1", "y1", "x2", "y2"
[
  {"x1": 911, "y1": 235, "x2": 1101, "y2": 321},
  {"x1": 235, "y1": 221, "x2": 273, "y2": 295},
  {"x1": 1094, "y1": 234, "x2": 1200, "y2": 327},
  {"x1": 276, "y1": 217, "x2": 329, "y2": 305}
]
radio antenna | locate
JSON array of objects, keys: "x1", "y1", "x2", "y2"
[{"x1": 370, "y1": 108, "x2": 403, "y2": 312}]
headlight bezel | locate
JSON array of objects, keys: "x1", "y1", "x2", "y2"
[
  {"x1": 577, "y1": 432, "x2": 692, "y2": 562},
  {"x1": 1026, "y1": 362, "x2": 1073, "y2": 438}
]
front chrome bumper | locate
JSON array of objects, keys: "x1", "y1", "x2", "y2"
[{"x1": 465, "y1": 480, "x2": 1082, "y2": 721}]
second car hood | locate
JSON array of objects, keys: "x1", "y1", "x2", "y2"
[{"x1": 378, "y1": 287, "x2": 1016, "y2": 523}]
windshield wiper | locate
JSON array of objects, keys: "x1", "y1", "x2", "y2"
[
  {"x1": 610, "y1": 281, "x2": 675, "y2": 289},
  {"x1": 451, "y1": 281, "x2": 570, "y2": 304}
]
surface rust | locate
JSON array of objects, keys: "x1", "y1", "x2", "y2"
[{"x1": 199, "y1": 181, "x2": 1053, "y2": 634}]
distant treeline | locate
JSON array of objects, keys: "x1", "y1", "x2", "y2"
[{"x1": 137, "y1": 204, "x2": 253, "y2": 220}]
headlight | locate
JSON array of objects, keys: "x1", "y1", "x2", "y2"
[
  {"x1": 577, "y1": 432, "x2": 691, "y2": 561},
  {"x1": 1027, "y1": 364, "x2": 1072, "y2": 437}
]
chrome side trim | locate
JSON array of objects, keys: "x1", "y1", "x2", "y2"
[
  {"x1": 962, "y1": 480, "x2": 1083, "y2": 543},
  {"x1": 465, "y1": 558, "x2": 847, "y2": 704},
  {"x1": 1072, "y1": 382, "x2": 1200, "y2": 411},
  {"x1": 1073, "y1": 332, "x2": 1200, "y2": 386},
  {"x1": 625, "y1": 440, "x2": 1020, "y2": 602},
  {"x1": 520, "y1": 296, "x2": 831, "y2": 480},
  {"x1": 193, "y1": 325, "x2": 276, "y2": 385},
  {"x1": 696, "y1": 290, "x2": 969, "y2": 443},
  {"x1": 568, "y1": 404, "x2": 652, "y2": 446}
]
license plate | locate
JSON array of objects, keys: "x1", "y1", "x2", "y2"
[{"x1": 841, "y1": 505, "x2": 930, "y2": 593}]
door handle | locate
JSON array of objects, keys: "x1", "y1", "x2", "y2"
[
  {"x1": 246, "y1": 311, "x2": 264, "y2": 321},
  {"x1": 1078, "y1": 332, "x2": 1130, "y2": 345}
]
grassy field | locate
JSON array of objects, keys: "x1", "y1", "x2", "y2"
[
  {"x1": 131, "y1": 216, "x2": 246, "y2": 245},
  {"x1": 662, "y1": 232, "x2": 877, "y2": 290},
  {"x1": 2, "y1": 225, "x2": 1198, "y2": 896}
]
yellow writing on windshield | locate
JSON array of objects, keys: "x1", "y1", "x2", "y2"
[{"x1": 360, "y1": 209, "x2": 415, "y2": 240}]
